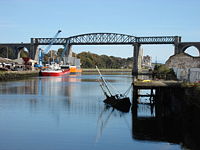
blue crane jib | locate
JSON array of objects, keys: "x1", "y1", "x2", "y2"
[{"x1": 38, "y1": 30, "x2": 62, "y2": 66}]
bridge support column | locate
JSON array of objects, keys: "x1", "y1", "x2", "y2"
[
  {"x1": 174, "y1": 36, "x2": 181, "y2": 54},
  {"x1": 33, "y1": 46, "x2": 39, "y2": 62},
  {"x1": 174, "y1": 44, "x2": 179, "y2": 54},
  {"x1": 132, "y1": 43, "x2": 141, "y2": 75},
  {"x1": 63, "y1": 44, "x2": 72, "y2": 65},
  {"x1": 30, "y1": 38, "x2": 39, "y2": 60},
  {"x1": 68, "y1": 45, "x2": 73, "y2": 58}
]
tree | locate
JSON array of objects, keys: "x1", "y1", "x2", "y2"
[
  {"x1": 153, "y1": 64, "x2": 177, "y2": 80},
  {"x1": 77, "y1": 51, "x2": 133, "y2": 69}
]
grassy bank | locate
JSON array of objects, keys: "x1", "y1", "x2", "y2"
[{"x1": 0, "y1": 71, "x2": 39, "y2": 81}]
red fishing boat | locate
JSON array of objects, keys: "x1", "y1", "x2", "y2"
[
  {"x1": 39, "y1": 64, "x2": 70, "y2": 76},
  {"x1": 40, "y1": 69, "x2": 70, "y2": 76}
]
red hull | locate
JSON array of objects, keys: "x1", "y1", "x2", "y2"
[{"x1": 40, "y1": 69, "x2": 70, "y2": 76}]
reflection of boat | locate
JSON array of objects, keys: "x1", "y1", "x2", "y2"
[
  {"x1": 96, "y1": 66, "x2": 131, "y2": 112},
  {"x1": 96, "y1": 105, "x2": 130, "y2": 142}
]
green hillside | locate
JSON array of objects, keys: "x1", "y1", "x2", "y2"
[{"x1": 77, "y1": 51, "x2": 133, "y2": 69}]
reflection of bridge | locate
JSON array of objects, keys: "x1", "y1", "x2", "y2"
[{"x1": 1, "y1": 33, "x2": 200, "y2": 74}]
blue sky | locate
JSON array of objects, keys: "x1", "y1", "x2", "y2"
[{"x1": 0, "y1": 0, "x2": 200, "y2": 62}]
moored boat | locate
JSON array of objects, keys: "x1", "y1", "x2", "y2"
[
  {"x1": 40, "y1": 69, "x2": 70, "y2": 76},
  {"x1": 60, "y1": 65, "x2": 82, "y2": 74},
  {"x1": 40, "y1": 63, "x2": 70, "y2": 76},
  {"x1": 69, "y1": 65, "x2": 82, "y2": 74}
]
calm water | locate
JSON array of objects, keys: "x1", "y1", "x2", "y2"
[{"x1": 0, "y1": 74, "x2": 182, "y2": 150}]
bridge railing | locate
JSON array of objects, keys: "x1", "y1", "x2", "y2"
[
  {"x1": 136, "y1": 36, "x2": 179, "y2": 44},
  {"x1": 31, "y1": 38, "x2": 68, "y2": 45}
]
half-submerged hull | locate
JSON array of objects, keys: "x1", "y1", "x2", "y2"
[
  {"x1": 103, "y1": 96, "x2": 131, "y2": 112},
  {"x1": 40, "y1": 69, "x2": 70, "y2": 76},
  {"x1": 96, "y1": 66, "x2": 131, "y2": 112}
]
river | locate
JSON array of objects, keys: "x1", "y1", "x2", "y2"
[{"x1": 0, "y1": 74, "x2": 193, "y2": 150}]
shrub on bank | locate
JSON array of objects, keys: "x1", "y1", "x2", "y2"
[{"x1": 153, "y1": 64, "x2": 177, "y2": 80}]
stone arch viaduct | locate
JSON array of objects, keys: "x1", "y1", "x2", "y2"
[{"x1": 0, "y1": 33, "x2": 200, "y2": 74}]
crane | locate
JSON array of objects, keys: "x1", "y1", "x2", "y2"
[{"x1": 36, "y1": 30, "x2": 62, "y2": 67}]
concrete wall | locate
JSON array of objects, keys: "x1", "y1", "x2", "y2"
[
  {"x1": 166, "y1": 53, "x2": 200, "y2": 82},
  {"x1": 189, "y1": 68, "x2": 200, "y2": 82}
]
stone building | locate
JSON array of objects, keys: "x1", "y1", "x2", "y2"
[
  {"x1": 165, "y1": 53, "x2": 200, "y2": 82},
  {"x1": 142, "y1": 55, "x2": 152, "y2": 69},
  {"x1": 138, "y1": 48, "x2": 152, "y2": 70}
]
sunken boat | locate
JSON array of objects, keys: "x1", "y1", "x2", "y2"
[
  {"x1": 103, "y1": 95, "x2": 131, "y2": 112},
  {"x1": 96, "y1": 66, "x2": 131, "y2": 112}
]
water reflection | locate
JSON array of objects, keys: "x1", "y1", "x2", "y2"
[
  {"x1": 96, "y1": 105, "x2": 131, "y2": 144},
  {"x1": 0, "y1": 74, "x2": 193, "y2": 150},
  {"x1": 132, "y1": 87, "x2": 200, "y2": 150},
  {"x1": 0, "y1": 75, "x2": 102, "y2": 116}
]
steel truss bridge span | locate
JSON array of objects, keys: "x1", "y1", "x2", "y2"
[
  {"x1": 0, "y1": 33, "x2": 182, "y2": 74},
  {"x1": 32, "y1": 33, "x2": 180, "y2": 45}
]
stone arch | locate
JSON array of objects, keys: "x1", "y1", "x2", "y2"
[
  {"x1": 17, "y1": 47, "x2": 30, "y2": 59},
  {"x1": 183, "y1": 46, "x2": 200, "y2": 57},
  {"x1": 177, "y1": 42, "x2": 200, "y2": 56}
]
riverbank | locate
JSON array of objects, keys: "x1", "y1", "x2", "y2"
[
  {"x1": 82, "y1": 68, "x2": 132, "y2": 72},
  {"x1": 0, "y1": 71, "x2": 39, "y2": 81},
  {"x1": 82, "y1": 68, "x2": 132, "y2": 75}
]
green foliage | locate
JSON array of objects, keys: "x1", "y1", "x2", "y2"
[
  {"x1": 43, "y1": 50, "x2": 57, "y2": 63},
  {"x1": 57, "y1": 48, "x2": 63, "y2": 57},
  {"x1": 57, "y1": 48, "x2": 76, "y2": 58},
  {"x1": 153, "y1": 64, "x2": 177, "y2": 80},
  {"x1": 77, "y1": 51, "x2": 133, "y2": 69}
]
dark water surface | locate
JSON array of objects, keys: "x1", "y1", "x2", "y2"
[{"x1": 0, "y1": 74, "x2": 183, "y2": 150}]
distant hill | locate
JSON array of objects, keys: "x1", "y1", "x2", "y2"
[{"x1": 77, "y1": 51, "x2": 133, "y2": 69}]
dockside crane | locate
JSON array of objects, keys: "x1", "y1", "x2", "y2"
[{"x1": 36, "y1": 30, "x2": 62, "y2": 67}]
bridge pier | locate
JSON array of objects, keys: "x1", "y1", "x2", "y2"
[
  {"x1": 132, "y1": 43, "x2": 141, "y2": 75},
  {"x1": 30, "y1": 38, "x2": 39, "y2": 60},
  {"x1": 174, "y1": 36, "x2": 181, "y2": 54},
  {"x1": 62, "y1": 43, "x2": 72, "y2": 65},
  {"x1": 174, "y1": 44, "x2": 179, "y2": 54}
]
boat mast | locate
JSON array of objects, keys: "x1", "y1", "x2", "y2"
[
  {"x1": 98, "y1": 79, "x2": 109, "y2": 97},
  {"x1": 96, "y1": 66, "x2": 113, "y2": 96}
]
